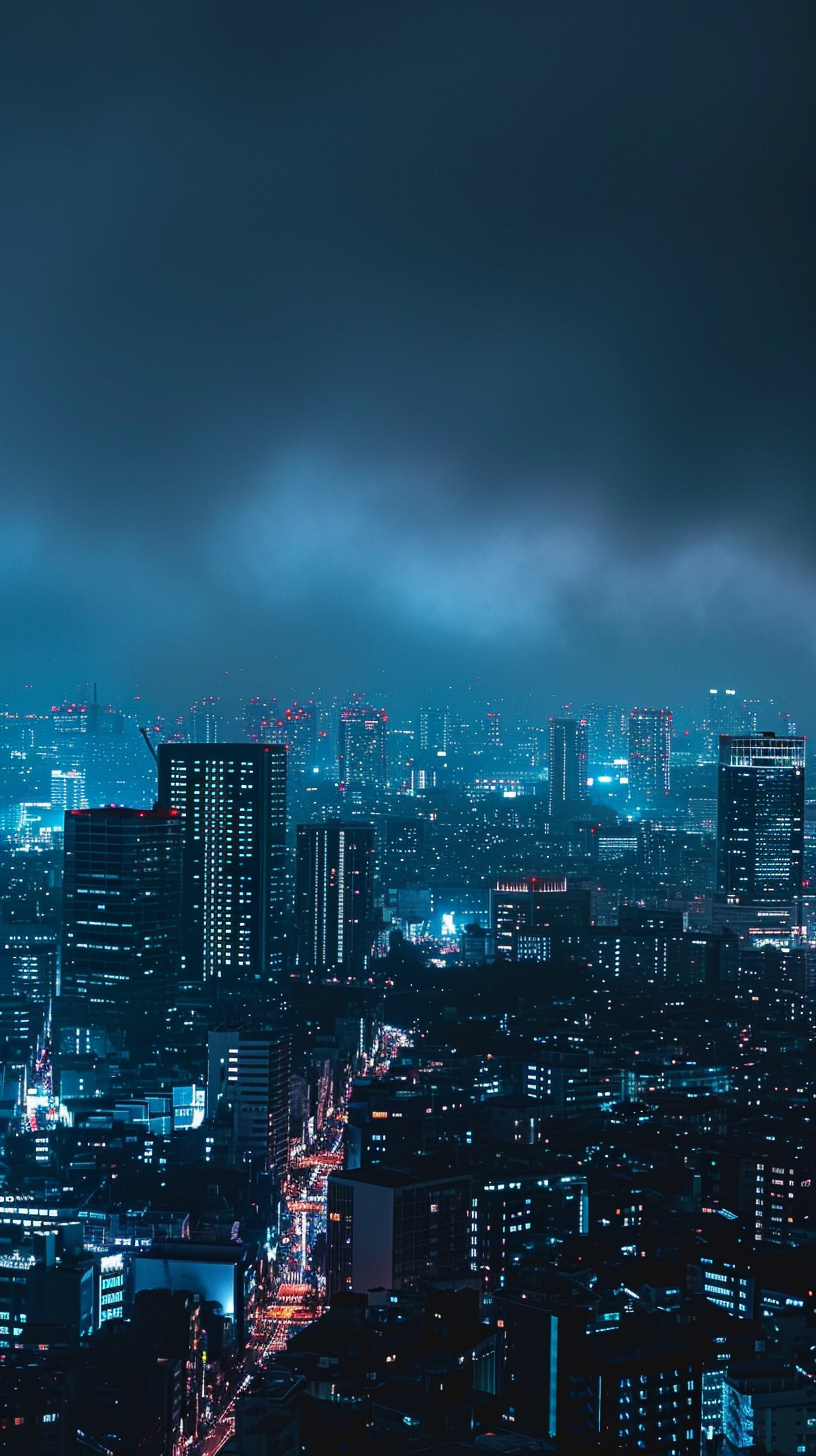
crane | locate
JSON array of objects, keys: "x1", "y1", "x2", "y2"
[{"x1": 138, "y1": 724, "x2": 159, "y2": 766}]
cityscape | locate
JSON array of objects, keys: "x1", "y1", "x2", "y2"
[
  {"x1": 3, "y1": 4, "x2": 816, "y2": 1455},
  {"x1": 1, "y1": 687, "x2": 816, "y2": 1454}
]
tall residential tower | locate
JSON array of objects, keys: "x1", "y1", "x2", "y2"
[
  {"x1": 628, "y1": 708, "x2": 672, "y2": 806},
  {"x1": 158, "y1": 743, "x2": 287, "y2": 992},
  {"x1": 295, "y1": 821, "x2": 375, "y2": 976},
  {"x1": 548, "y1": 718, "x2": 587, "y2": 816},
  {"x1": 61, "y1": 807, "x2": 182, "y2": 1048}
]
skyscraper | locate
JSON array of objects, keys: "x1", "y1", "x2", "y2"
[
  {"x1": 188, "y1": 698, "x2": 221, "y2": 743},
  {"x1": 264, "y1": 702, "x2": 316, "y2": 776},
  {"x1": 628, "y1": 708, "x2": 672, "y2": 805},
  {"x1": 50, "y1": 769, "x2": 85, "y2": 812},
  {"x1": 207, "y1": 1028, "x2": 291, "y2": 1178},
  {"x1": 484, "y1": 711, "x2": 502, "y2": 749},
  {"x1": 580, "y1": 705, "x2": 626, "y2": 769},
  {"x1": 716, "y1": 732, "x2": 805, "y2": 904},
  {"x1": 157, "y1": 744, "x2": 287, "y2": 991},
  {"x1": 548, "y1": 718, "x2": 587, "y2": 816},
  {"x1": 337, "y1": 704, "x2": 387, "y2": 793},
  {"x1": 61, "y1": 807, "x2": 182, "y2": 1046},
  {"x1": 244, "y1": 697, "x2": 277, "y2": 743},
  {"x1": 295, "y1": 821, "x2": 375, "y2": 975},
  {"x1": 418, "y1": 707, "x2": 450, "y2": 755}
]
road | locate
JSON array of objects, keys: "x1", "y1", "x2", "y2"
[
  {"x1": 193, "y1": 1036, "x2": 410, "y2": 1455},
  {"x1": 192, "y1": 1115, "x2": 346, "y2": 1456}
]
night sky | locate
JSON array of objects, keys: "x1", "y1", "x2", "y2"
[{"x1": 2, "y1": 4, "x2": 815, "y2": 719}]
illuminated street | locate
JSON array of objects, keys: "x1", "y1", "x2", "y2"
[{"x1": 192, "y1": 1108, "x2": 347, "y2": 1454}]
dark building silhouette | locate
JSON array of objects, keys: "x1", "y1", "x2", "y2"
[
  {"x1": 207, "y1": 1028, "x2": 291, "y2": 1179},
  {"x1": 716, "y1": 732, "x2": 805, "y2": 904},
  {"x1": 158, "y1": 743, "x2": 287, "y2": 990},
  {"x1": 489, "y1": 876, "x2": 592, "y2": 959},
  {"x1": 548, "y1": 717, "x2": 588, "y2": 815},
  {"x1": 295, "y1": 821, "x2": 375, "y2": 975},
  {"x1": 326, "y1": 1166, "x2": 472, "y2": 1295},
  {"x1": 61, "y1": 807, "x2": 182, "y2": 1047}
]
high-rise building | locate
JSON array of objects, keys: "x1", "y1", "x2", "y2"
[
  {"x1": 207, "y1": 1028, "x2": 291, "y2": 1178},
  {"x1": 489, "y1": 877, "x2": 592, "y2": 959},
  {"x1": 705, "y1": 688, "x2": 741, "y2": 757},
  {"x1": 50, "y1": 769, "x2": 85, "y2": 812},
  {"x1": 580, "y1": 704, "x2": 627, "y2": 769},
  {"x1": 157, "y1": 744, "x2": 287, "y2": 990},
  {"x1": 326, "y1": 1166, "x2": 472, "y2": 1296},
  {"x1": 295, "y1": 822, "x2": 375, "y2": 975},
  {"x1": 244, "y1": 697, "x2": 277, "y2": 743},
  {"x1": 548, "y1": 718, "x2": 587, "y2": 816},
  {"x1": 716, "y1": 732, "x2": 805, "y2": 904},
  {"x1": 61, "y1": 807, "x2": 183, "y2": 1045},
  {"x1": 418, "y1": 707, "x2": 450, "y2": 755},
  {"x1": 628, "y1": 707, "x2": 672, "y2": 805},
  {"x1": 264, "y1": 702, "x2": 316, "y2": 776},
  {"x1": 484, "y1": 711, "x2": 502, "y2": 749},
  {"x1": 188, "y1": 698, "x2": 221, "y2": 744},
  {"x1": 337, "y1": 704, "x2": 387, "y2": 792},
  {"x1": 0, "y1": 925, "x2": 57, "y2": 1005}
]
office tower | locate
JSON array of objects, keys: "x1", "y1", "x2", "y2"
[
  {"x1": 471, "y1": 1171, "x2": 588, "y2": 1288},
  {"x1": 265, "y1": 702, "x2": 316, "y2": 776},
  {"x1": 244, "y1": 697, "x2": 277, "y2": 743},
  {"x1": 337, "y1": 704, "x2": 387, "y2": 792},
  {"x1": 489, "y1": 877, "x2": 592, "y2": 959},
  {"x1": 716, "y1": 732, "x2": 805, "y2": 904},
  {"x1": 50, "y1": 769, "x2": 85, "y2": 812},
  {"x1": 158, "y1": 744, "x2": 287, "y2": 989},
  {"x1": 0, "y1": 925, "x2": 57, "y2": 1005},
  {"x1": 418, "y1": 707, "x2": 449, "y2": 755},
  {"x1": 326, "y1": 1166, "x2": 471, "y2": 1296},
  {"x1": 61, "y1": 808, "x2": 182, "y2": 1045},
  {"x1": 628, "y1": 707, "x2": 672, "y2": 805},
  {"x1": 188, "y1": 698, "x2": 221, "y2": 743},
  {"x1": 581, "y1": 704, "x2": 626, "y2": 769},
  {"x1": 295, "y1": 821, "x2": 375, "y2": 975},
  {"x1": 484, "y1": 711, "x2": 502, "y2": 749},
  {"x1": 706, "y1": 688, "x2": 740, "y2": 756},
  {"x1": 548, "y1": 718, "x2": 587, "y2": 816},
  {"x1": 207, "y1": 1028, "x2": 291, "y2": 1178}
]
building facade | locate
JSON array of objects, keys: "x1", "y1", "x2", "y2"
[
  {"x1": 295, "y1": 821, "x2": 375, "y2": 975},
  {"x1": 628, "y1": 707, "x2": 672, "y2": 806},
  {"x1": 157, "y1": 744, "x2": 287, "y2": 989},
  {"x1": 548, "y1": 718, "x2": 588, "y2": 816},
  {"x1": 207, "y1": 1028, "x2": 291, "y2": 1179},
  {"x1": 716, "y1": 732, "x2": 805, "y2": 905},
  {"x1": 61, "y1": 807, "x2": 182, "y2": 1046},
  {"x1": 338, "y1": 705, "x2": 387, "y2": 793}
]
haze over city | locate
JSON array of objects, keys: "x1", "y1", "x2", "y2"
[{"x1": 2, "y1": 3, "x2": 815, "y2": 716}]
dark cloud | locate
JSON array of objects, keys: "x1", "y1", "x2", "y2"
[{"x1": 1, "y1": 3, "x2": 815, "y2": 716}]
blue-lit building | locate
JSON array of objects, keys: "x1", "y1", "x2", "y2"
[
  {"x1": 60, "y1": 807, "x2": 182, "y2": 1048},
  {"x1": 716, "y1": 732, "x2": 805, "y2": 905},
  {"x1": 158, "y1": 743, "x2": 287, "y2": 990},
  {"x1": 628, "y1": 707, "x2": 672, "y2": 807}
]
